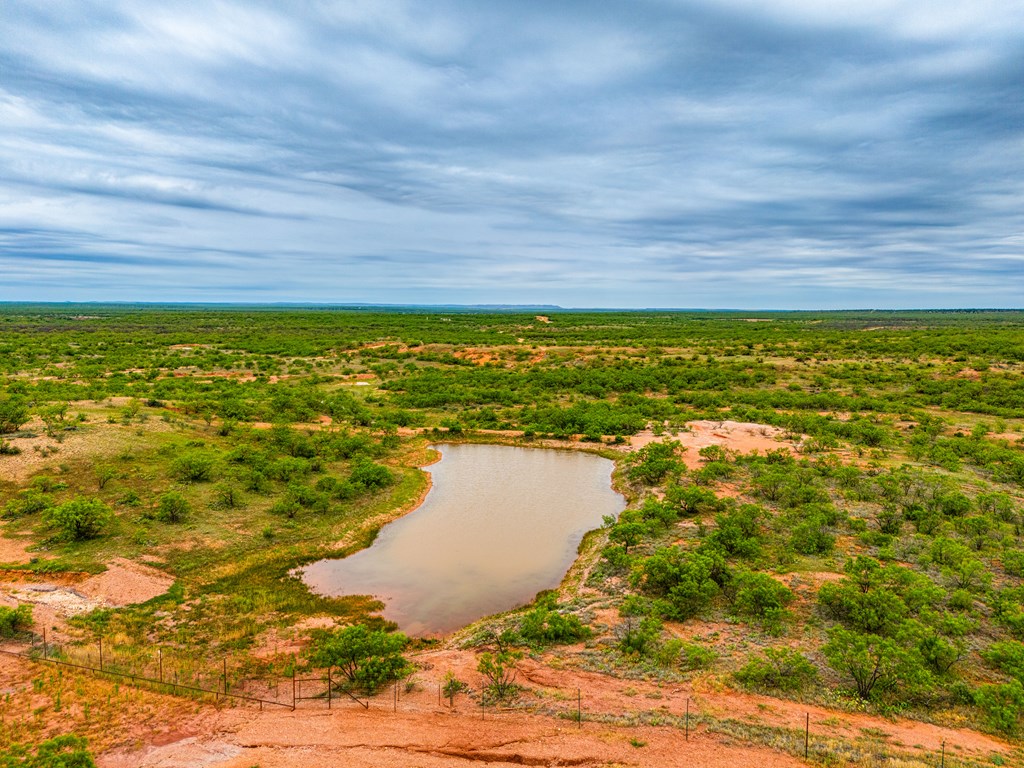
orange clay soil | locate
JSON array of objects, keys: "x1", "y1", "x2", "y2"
[
  {"x1": 82, "y1": 644, "x2": 1012, "y2": 767},
  {"x1": 630, "y1": 420, "x2": 799, "y2": 469}
]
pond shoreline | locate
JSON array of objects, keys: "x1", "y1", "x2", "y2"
[{"x1": 300, "y1": 441, "x2": 625, "y2": 636}]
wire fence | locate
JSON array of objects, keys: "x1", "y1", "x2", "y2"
[
  {"x1": 1, "y1": 631, "x2": 368, "y2": 712},
  {"x1": 0, "y1": 632, "x2": 965, "y2": 767}
]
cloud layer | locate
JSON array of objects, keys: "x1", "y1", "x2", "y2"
[{"x1": 2, "y1": 0, "x2": 1022, "y2": 308}]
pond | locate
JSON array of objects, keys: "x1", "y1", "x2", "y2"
[{"x1": 300, "y1": 443, "x2": 625, "y2": 636}]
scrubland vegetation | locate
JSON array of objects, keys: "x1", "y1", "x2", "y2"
[{"x1": 3, "y1": 305, "x2": 1024, "y2": 762}]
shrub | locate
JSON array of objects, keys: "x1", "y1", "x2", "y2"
[
  {"x1": 1004, "y1": 551, "x2": 1024, "y2": 578},
  {"x1": 156, "y1": 491, "x2": 190, "y2": 523},
  {"x1": 735, "y1": 647, "x2": 817, "y2": 692},
  {"x1": 822, "y1": 627, "x2": 927, "y2": 700},
  {"x1": 0, "y1": 604, "x2": 32, "y2": 637},
  {"x1": 45, "y1": 498, "x2": 113, "y2": 540},
  {"x1": 706, "y1": 505, "x2": 763, "y2": 558},
  {"x1": 519, "y1": 596, "x2": 590, "y2": 646},
  {"x1": 442, "y1": 671, "x2": 468, "y2": 705},
  {"x1": 349, "y1": 459, "x2": 393, "y2": 490},
  {"x1": 0, "y1": 395, "x2": 29, "y2": 434},
  {"x1": 212, "y1": 483, "x2": 242, "y2": 509},
  {"x1": 976, "y1": 681, "x2": 1024, "y2": 734},
  {"x1": 665, "y1": 483, "x2": 722, "y2": 516},
  {"x1": 789, "y1": 513, "x2": 835, "y2": 555},
  {"x1": 626, "y1": 441, "x2": 684, "y2": 485},
  {"x1": 730, "y1": 571, "x2": 795, "y2": 631},
  {"x1": 171, "y1": 452, "x2": 214, "y2": 482},
  {"x1": 0, "y1": 734, "x2": 96, "y2": 767},
  {"x1": 655, "y1": 638, "x2": 717, "y2": 671},
  {"x1": 306, "y1": 624, "x2": 411, "y2": 693},
  {"x1": 636, "y1": 546, "x2": 726, "y2": 620},
  {"x1": 3, "y1": 490, "x2": 53, "y2": 519},
  {"x1": 478, "y1": 649, "x2": 522, "y2": 700}
]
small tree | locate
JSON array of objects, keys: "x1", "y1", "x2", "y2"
[
  {"x1": 95, "y1": 466, "x2": 117, "y2": 490},
  {"x1": 442, "y1": 671, "x2": 468, "y2": 706},
  {"x1": 45, "y1": 498, "x2": 113, "y2": 541},
  {"x1": 156, "y1": 491, "x2": 190, "y2": 523},
  {"x1": 478, "y1": 649, "x2": 522, "y2": 701},
  {"x1": 730, "y1": 571, "x2": 795, "y2": 632},
  {"x1": 212, "y1": 483, "x2": 242, "y2": 509},
  {"x1": 39, "y1": 403, "x2": 69, "y2": 441},
  {"x1": 306, "y1": 624, "x2": 410, "y2": 693},
  {"x1": 822, "y1": 628, "x2": 925, "y2": 700},
  {"x1": 0, "y1": 396, "x2": 29, "y2": 434}
]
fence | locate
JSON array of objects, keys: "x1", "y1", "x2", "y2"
[
  {"x1": 1, "y1": 630, "x2": 367, "y2": 712},
  {"x1": 0, "y1": 633, "x2": 965, "y2": 768}
]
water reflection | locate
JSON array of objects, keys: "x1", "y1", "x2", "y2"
[{"x1": 301, "y1": 443, "x2": 625, "y2": 636}]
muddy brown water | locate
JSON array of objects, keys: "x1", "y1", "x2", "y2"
[{"x1": 301, "y1": 443, "x2": 625, "y2": 636}]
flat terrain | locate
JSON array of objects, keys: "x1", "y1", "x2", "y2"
[{"x1": 2, "y1": 307, "x2": 1024, "y2": 766}]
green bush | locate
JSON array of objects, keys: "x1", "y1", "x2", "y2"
[
  {"x1": 156, "y1": 491, "x2": 190, "y2": 523},
  {"x1": 0, "y1": 734, "x2": 96, "y2": 767},
  {"x1": 976, "y1": 681, "x2": 1024, "y2": 734},
  {"x1": 3, "y1": 490, "x2": 52, "y2": 519},
  {"x1": 618, "y1": 615, "x2": 662, "y2": 656},
  {"x1": 0, "y1": 605, "x2": 31, "y2": 637},
  {"x1": 822, "y1": 627, "x2": 928, "y2": 700},
  {"x1": 349, "y1": 458, "x2": 393, "y2": 490},
  {"x1": 734, "y1": 647, "x2": 817, "y2": 692},
  {"x1": 655, "y1": 638, "x2": 717, "y2": 671},
  {"x1": 789, "y1": 514, "x2": 835, "y2": 555},
  {"x1": 626, "y1": 441, "x2": 684, "y2": 485},
  {"x1": 306, "y1": 624, "x2": 411, "y2": 693},
  {"x1": 636, "y1": 545, "x2": 727, "y2": 620},
  {"x1": 44, "y1": 498, "x2": 113, "y2": 540},
  {"x1": 519, "y1": 596, "x2": 590, "y2": 646},
  {"x1": 706, "y1": 504, "x2": 763, "y2": 558},
  {"x1": 171, "y1": 452, "x2": 215, "y2": 482},
  {"x1": 730, "y1": 571, "x2": 795, "y2": 631},
  {"x1": 0, "y1": 395, "x2": 29, "y2": 434}
]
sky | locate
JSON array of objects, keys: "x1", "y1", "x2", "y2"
[{"x1": 1, "y1": 1, "x2": 1023, "y2": 309}]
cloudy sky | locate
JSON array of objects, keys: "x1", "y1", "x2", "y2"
[{"x1": 1, "y1": 1, "x2": 1022, "y2": 308}]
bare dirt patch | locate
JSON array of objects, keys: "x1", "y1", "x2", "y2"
[
  {"x1": 630, "y1": 421, "x2": 799, "y2": 468},
  {"x1": 0, "y1": 559, "x2": 173, "y2": 640},
  {"x1": 76, "y1": 558, "x2": 174, "y2": 607},
  {"x1": 0, "y1": 531, "x2": 35, "y2": 564}
]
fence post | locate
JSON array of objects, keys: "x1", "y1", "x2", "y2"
[
  {"x1": 98, "y1": 638, "x2": 103, "y2": 672},
  {"x1": 941, "y1": 739, "x2": 945, "y2": 768},
  {"x1": 292, "y1": 667, "x2": 296, "y2": 711},
  {"x1": 42, "y1": 628, "x2": 47, "y2": 659},
  {"x1": 805, "y1": 713, "x2": 809, "y2": 759},
  {"x1": 393, "y1": 682, "x2": 397, "y2": 713},
  {"x1": 685, "y1": 698, "x2": 689, "y2": 741},
  {"x1": 577, "y1": 688, "x2": 581, "y2": 729},
  {"x1": 159, "y1": 648, "x2": 163, "y2": 683},
  {"x1": 327, "y1": 667, "x2": 332, "y2": 710},
  {"x1": 223, "y1": 658, "x2": 227, "y2": 695}
]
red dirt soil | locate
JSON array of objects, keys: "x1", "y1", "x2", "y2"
[{"x1": 88, "y1": 645, "x2": 1011, "y2": 767}]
